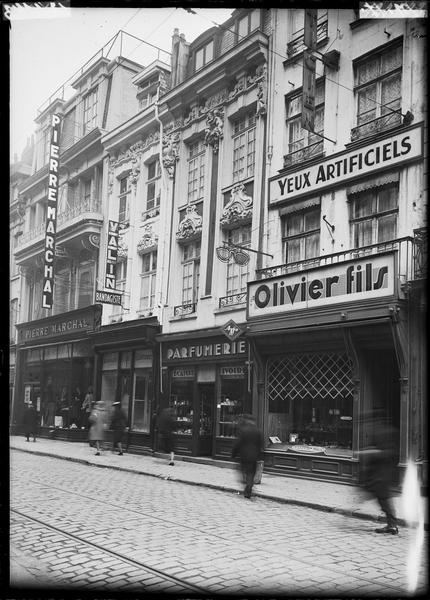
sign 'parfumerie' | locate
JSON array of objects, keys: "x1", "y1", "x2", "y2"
[
  {"x1": 42, "y1": 113, "x2": 61, "y2": 309},
  {"x1": 269, "y1": 124, "x2": 423, "y2": 206}
]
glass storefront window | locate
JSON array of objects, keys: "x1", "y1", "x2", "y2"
[
  {"x1": 131, "y1": 369, "x2": 152, "y2": 432},
  {"x1": 121, "y1": 351, "x2": 132, "y2": 370},
  {"x1": 170, "y1": 377, "x2": 194, "y2": 435},
  {"x1": 267, "y1": 353, "x2": 354, "y2": 454},
  {"x1": 217, "y1": 367, "x2": 248, "y2": 438},
  {"x1": 103, "y1": 352, "x2": 118, "y2": 370},
  {"x1": 100, "y1": 371, "x2": 117, "y2": 410}
]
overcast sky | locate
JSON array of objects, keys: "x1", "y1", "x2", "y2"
[{"x1": 9, "y1": 5, "x2": 234, "y2": 162}]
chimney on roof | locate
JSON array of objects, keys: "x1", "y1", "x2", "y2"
[{"x1": 171, "y1": 29, "x2": 189, "y2": 87}]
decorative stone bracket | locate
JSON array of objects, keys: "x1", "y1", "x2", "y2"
[
  {"x1": 204, "y1": 108, "x2": 224, "y2": 153},
  {"x1": 162, "y1": 132, "x2": 180, "y2": 178},
  {"x1": 176, "y1": 204, "x2": 203, "y2": 242},
  {"x1": 220, "y1": 184, "x2": 253, "y2": 228}
]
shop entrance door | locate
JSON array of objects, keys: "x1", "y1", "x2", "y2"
[{"x1": 196, "y1": 383, "x2": 214, "y2": 456}]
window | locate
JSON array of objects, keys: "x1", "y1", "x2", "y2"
[
  {"x1": 187, "y1": 140, "x2": 206, "y2": 203},
  {"x1": 76, "y1": 264, "x2": 94, "y2": 309},
  {"x1": 140, "y1": 251, "x2": 157, "y2": 310},
  {"x1": 232, "y1": 113, "x2": 256, "y2": 182},
  {"x1": 146, "y1": 160, "x2": 161, "y2": 211},
  {"x1": 354, "y1": 43, "x2": 402, "y2": 129},
  {"x1": 350, "y1": 185, "x2": 398, "y2": 247},
  {"x1": 182, "y1": 242, "x2": 200, "y2": 304},
  {"x1": 83, "y1": 180, "x2": 92, "y2": 203},
  {"x1": 83, "y1": 87, "x2": 98, "y2": 134},
  {"x1": 286, "y1": 80, "x2": 325, "y2": 159},
  {"x1": 195, "y1": 40, "x2": 214, "y2": 71},
  {"x1": 139, "y1": 91, "x2": 157, "y2": 110},
  {"x1": 118, "y1": 176, "x2": 130, "y2": 224},
  {"x1": 112, "y1": 260, "x2": 127, "y2": 317},
  {"x1": 282, "y1": 207, "x2": 320, "y2": 263},
  {"x1": 226, "y1": 226, "x2": 251, "y2": 296},
  {"x1": 237, "y1": 10, "x2": 260, "y2": 40}
]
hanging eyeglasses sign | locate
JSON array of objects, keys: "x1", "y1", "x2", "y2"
[{"x1": 215, "y1": 242, "x2": 273, "y2": 265}]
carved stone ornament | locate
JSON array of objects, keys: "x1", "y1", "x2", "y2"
[
  {"x1": 137, "y1": 225, "x2": 158, "y2": 254},
  {"x1": 162, "y1": 132, "x2": 180, "y2": 177},
  {"x1": 117, "y1": 236, "x2": 128, "y2": 260},
  {"x1": 220, "y1": 184, "x2": 253, "y2": 227},
  {"x1": 176, "y1": 204, "x2": 203, "y2": 242},
  {"x1": 204, "y1": 108, "x2": 224, "y2": 153},
  {"x1": 256, "y1": 64, "x2": 268, "y2": 116}
]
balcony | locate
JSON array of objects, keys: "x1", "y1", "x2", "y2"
[
  {"x1": 256, "y1": 237, "x2": 416, "y2": 287},
  {"x1": 173, "y1": 302, "x2": 197, "y2": 318},
  {"x1": 350, "y1": 112, "x2": 402, "y2": 142},
  {"x1": 283, "y1": 140, "x2": 324, "y2": 168},
  {"x1": 286, "y1": 19, "x2": 328, "y2": 58},
  {"x1": 219, "y1": 292, "x2": 247, "y2": 309},
  {"x1": 16, "y1": 196, "x2": 103, "y2": 251},
  {"x1": 413, "y1": 228, "x2": 427, "y2": 280}
]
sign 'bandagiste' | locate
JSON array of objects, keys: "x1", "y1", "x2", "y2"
[
  {"x1": 269, "y1": 124, "x2": 423, "y2": 206},
  {"x1": 247, "y1": 254, "x2": 395, "y2": 318},
  {"x1": 42, "y1": 113, "x2": 61, "y2": 309}
]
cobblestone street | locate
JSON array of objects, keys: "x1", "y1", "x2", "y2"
[{"x1": 10, "y1": 450, "x2": 428, "y2": 596}]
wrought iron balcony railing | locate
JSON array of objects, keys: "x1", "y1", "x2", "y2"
[
  {"x1": 287, "y1": 19, "x2": 328, "y2": 57},
  {"x1": 256, "y1": 237, "x2": 416, "y2": 286},
  {"x1": 173, "y1": 302, "x2": 197, "y2": 318},
  {"x1": 350, "y1": 111, "x2": 402, "y2": 142},
  {"x1": 17, "y1": 196, "x2": 102, "y2": 246},
  {"x1": 283, "y1": 140, "x2": 324, "y2": 168},
  {"x1": 219, "y1": 292, "x2": 247, "y2": 309},
  {"x1": 413, "y1": 228, "x2": 427, "y2": 280}
]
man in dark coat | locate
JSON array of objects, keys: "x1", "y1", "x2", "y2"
[
  {"x1": 23, "y1": 402, "x2": 38, "y2": 442},
  {"x1": 158, "y1": 407, "x2": 176, "y2": 465},
  {"x1": 110, "y1": 402, "x2": 127, "y2": 455},
  {"x1": 232, "y1": 414, "x2": 264, "y2": 499},
  {"x1": 360, "y1": 411, "x2": 399, "y2": 534}
]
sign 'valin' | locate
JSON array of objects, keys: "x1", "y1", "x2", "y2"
[{"x1": 247, "y1": 254, "x2": 395, "y2": 318}]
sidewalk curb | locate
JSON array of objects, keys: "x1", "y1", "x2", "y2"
[{"x1": 13, "y1": 444, "x2": 423, "y2": 530}]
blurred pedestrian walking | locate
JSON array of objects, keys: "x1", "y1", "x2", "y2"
[
  {"x1": 111, "y1": 401, "x2": 127, "y2": 455},
  {"x1": 232, "y1": 414, "x2": 264, "y2": 499},
  {"x1": 158, "y1": 407, "x2": 176, "y2": 465},
  {"x1": 88, "y1": 400, "x2": 107, "y2": 456},
  {"x1": 150, "y1": 408, "x2": 159, "y2": 454},
  {"x1": 81, "y1": 386, "x2": 94, "y2": 430},
  {"x1": 23, "y1": 402, "x2": 38, "y2": 442},
  {"x1": 43, "y1": 376, "x2": 56, "y2": 427},
  {"x1": 359, "y1": 410, "x2": 399, "y2": 534}
]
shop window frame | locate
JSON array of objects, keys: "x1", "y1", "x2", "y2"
[{"x1": 282, "y1": 206, "x2": 321, "y2": 264}]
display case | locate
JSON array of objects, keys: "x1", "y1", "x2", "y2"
[{"x1": 170, "y1": 378, "x2": 194, "y2": 435}]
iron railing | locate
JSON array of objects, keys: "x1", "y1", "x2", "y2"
[
  {"x1": 287, "y1": 19, "x2": 328, "y2": 57},
  {"x1": 283, "y1": 140, "x2": 324, "y2": 168},
  {"x1": 350, "y1": 111, "x2": 402, "y2": 142},
  {"x1": 413, "y1": 228, "x2": 427, "y2": 279},
  {"x1": 256, "y1": 237, "x2": 416, "y2": 286},
  {"x1": 219, "y1": 291, "x2": 247, "y2": 309},
  {"x1": 173, "y1": 302, "x2": 197, "y2": 317}
]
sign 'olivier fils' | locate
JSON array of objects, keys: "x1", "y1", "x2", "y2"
[{"x1": 42, "y1": 114, "x2": 61, "y2": 309}]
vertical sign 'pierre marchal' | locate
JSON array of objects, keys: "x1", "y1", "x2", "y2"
[{"x1": 42, "y1": 114, "x2": 61, "y2": 309}]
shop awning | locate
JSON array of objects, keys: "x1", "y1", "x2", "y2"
[
  {"x1": 347, "y1": 171, "x2": 399, "y2": 196},
  {"x1": 278, "y1": 196, "x2": 321, "y2": 216}
]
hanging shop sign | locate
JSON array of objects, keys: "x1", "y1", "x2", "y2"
[
  {"x1": 220, "y1": 320, "x2": 244, "y2": 342},
  {"x1": 247, "y1": 253, "x2": 395, "y2": 318},
  {"x1": 269, "y1": 123, "x2": 423, "y2": 207},
  {"x1": 105, "y1": 220, "x2": 119, "y2": 290},
  {"x1": 95, "y1": 290, "x2": 123, "y2": 306},
  {"x1": 164, "y1": 338, "x2": 248, "y2": 362},
  {"x1": 42, "y1": 113, "x2": 61, "y2": 309}
]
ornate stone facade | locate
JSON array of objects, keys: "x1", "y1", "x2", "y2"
[
  {"x1": 176, "y1": 204, "x2": 203, "y2": 242},
  {"x1": 220, "y1": 184, "x2": 253, "y2": 227},
  {"x1": 162, "y1": 132, "x2": 180, "y2": 177}
]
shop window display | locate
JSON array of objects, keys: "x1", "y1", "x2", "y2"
[
  {"x1": 170, "y1": 379, "x2": 194, "y2": 434},
  {"x1": 267, "y1": 353, "x2": 354, "y2": 454},
  {"x1": 217, "y1": 371, "x2": 249, "y2": 438},
  {"x1": 131, "y1": 370, "x2": 152, "y2": 432}
]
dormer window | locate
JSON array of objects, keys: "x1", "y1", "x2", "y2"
[
  {"x1": 195, "y1": 40, "x2": 214, "y2": 71},
  {"x1": 237, "y1": 9, "x2": 260, "y2": 40}
]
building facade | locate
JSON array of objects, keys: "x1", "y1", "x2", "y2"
[{"x1": 11, "y1": 8, "x2": 427, "y2": 486}]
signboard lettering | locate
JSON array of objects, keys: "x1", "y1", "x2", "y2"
[
  {"x1": 105, "y1": 220, "x2": 119, "y2": 290},
  {"x1": 42, "y1": 113, "x2": 61, "y2": 309},
  {"x1": 269, "y1": 124, "x2": 423, "y2": 206},
  {"x1": 165, "y1": 339, "x2": 247, "y2": 361},
  {"x1": 248, "y1": 254, "x2": 394, "y2": 318},
  {"x1": 302, "y1": 50, "x2": 316, "y2": 132},
  {"x1": 95, "y1": 290, "x2": 123, "y2": 306}
]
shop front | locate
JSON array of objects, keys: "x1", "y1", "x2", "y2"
[
  {"x1": 13, "y1": 305, "x2": 102, "y2": 440},
  {"x1": 89, "y1": 317, "x2": 160, "y2": 453},
  {"x1": 158, "y1": 328, "x2": 252, "y2": 458},
  {"x1": 247, "y1": 246, "x2": 412, "y2": 484}
]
